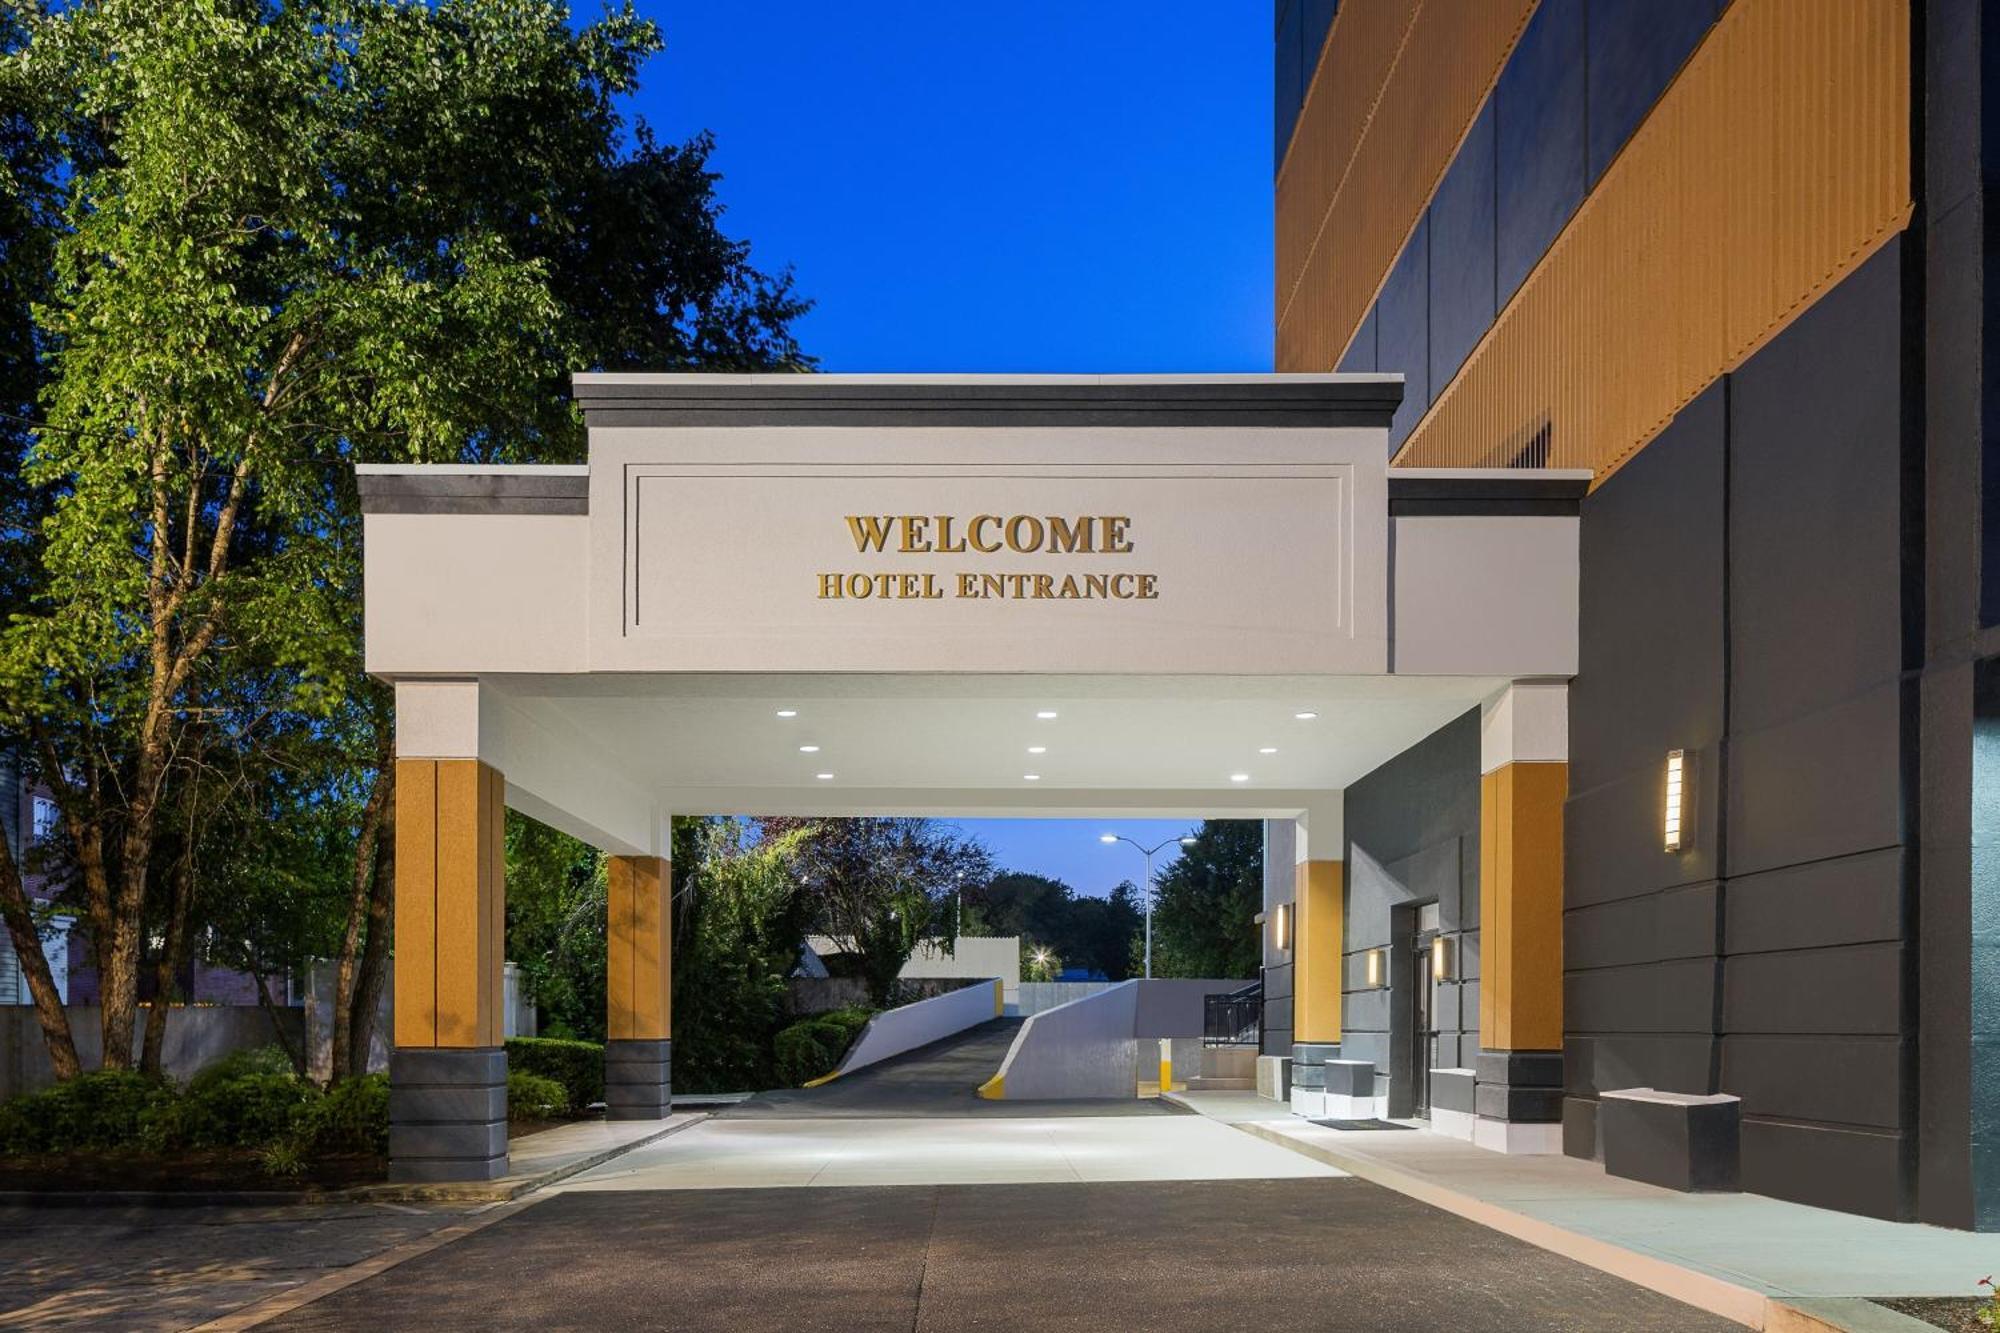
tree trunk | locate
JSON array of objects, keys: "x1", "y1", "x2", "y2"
[
  {"x1": 0, "y1": 825, "x2": 80, "y2": 1081},
  {"x1": 250, "y1": 963, "x2": 306, "y2": 1076},
  {"x1": 330, "y1": 757, "x2": 391, "y2": 1083},
  {"x1": 140, "y1": 849, "x2": 196, "y2": 1076},
  {"x1": 348, "y1": 776, "x2": 395, "y2": 1080}
]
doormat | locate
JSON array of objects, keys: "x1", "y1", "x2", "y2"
[{"x1": 1308, "y1": 1119, "x2": 1415, "y2": 1131}]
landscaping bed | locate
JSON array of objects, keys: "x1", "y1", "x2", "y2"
[{"x1": 1875, "y1": 1297, "x2": 1993, "y2": 1332}]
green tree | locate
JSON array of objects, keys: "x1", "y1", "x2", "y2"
[
  {"x1": 504, "y1": 813, "x2": 608, "y2": 1042},
  {"x1": 766, "y1": 818, "x2": 994, "y2": 1008},
  {"x1": 0, "y1": 0, "x2": 807, "y2": 1078},
  {"x1": 972, "y1": 871, "x2": 1142, "y2": 981},
  {"x1": 671, "y1": 819, "x2": 817, "y2": 1093},
  {"x1": 1148, "y1": 821, "x2": 1263, "y2": 980}
]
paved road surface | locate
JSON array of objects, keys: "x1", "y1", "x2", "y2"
[{"x1": 268, "y1": 1179, "x2": 1738, "y2": 1332}]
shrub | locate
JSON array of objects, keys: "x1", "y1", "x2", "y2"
[
  {"x1": 185, "y1": 1045, "x2": 297, "y2": 1094},
  {"x1": 507, "y1": 1071, "x2": 568, "y2": 1122},
  {"x1": 506, "y1": 1037, "x2": 602, "y2": 1114},
  {"x1": 307, "y1": 1074, "x2": 390, "y2": 1156},
  {"x1": 772, "y1": 1007, "x2": 874, "y2": 1087},
  {"x1": 0, "y1": 1070, "x2": 173, "y2": 1154},
  {"x1": 159, "y1": 1073, "x2": 322, "y2": 1150}
]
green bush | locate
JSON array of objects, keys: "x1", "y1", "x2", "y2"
[
  {"x1": 307, "y1": 1074, "x2": 390, "y2": 1155},
  {"x1": 185, "y1": 1045, "x2": 297, "y2": 1094},
  {"x1": 772, "y1": 1007, "x2": 874, "y2": 1087},
  {"x1": 0, "y1": 1070, "x2": 172, "y2": 1154},
  {"x1": 159, "y1": 1073, "x2": 322, "y2": 1149},
  {"x1": 507, "y1": 1071, "x2": 568, "y2": 1122},
  {"x1": 506, "y1": 1037, "x2": 602, "y2": 1114}
]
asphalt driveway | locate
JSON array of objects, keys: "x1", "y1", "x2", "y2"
[{"x1": 267, "y1": 1178, "x2": 1737, "y2": 1332}]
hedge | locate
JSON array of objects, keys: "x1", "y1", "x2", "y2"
[
  {"x1": 773, "y1": 1007, "x2": 874, "y2": 1087},
  {"x1": 506, "y1": 1037, "x2": 603, "y2": 1114},
  {"x1": 0, "y1": 1063, "x2": 393, "y2": 1160},
  {"x1": 507, "y1": 1071, "x2": 568, "y2": 1121}
]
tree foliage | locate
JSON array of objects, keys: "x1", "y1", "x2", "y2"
[
  {"x1": 0, "y1": 0, "x2": 808, "y2": 1078},
  {"x1": 504, "y1": 813, "x2": 607, "y2": 1043},
  {"x1": 1147, "y1": 820, "x2": 1263, "y2": 980},
  {"x1": 970, "y1": 871, "x2": 1142, "y2": 982},
  {"x1": 766, "y1": 818, "x2": 994, "y2": 1008}
]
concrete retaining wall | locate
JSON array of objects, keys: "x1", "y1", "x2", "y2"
[
  {"x1": 1013, "y1": 981, "x2": 1116, "y2": 1015},
  {"x1": 0, "y1": 1004, "x2": 302, "y2": 1098},
  {"x1": 827, "y1": 978, "x2": 1003, "y2": 1079},
  {"x1": 986, "y1": 978, "x2": 1251, "y2": 1100}
]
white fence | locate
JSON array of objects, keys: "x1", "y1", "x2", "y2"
[{"x1": 0, "y1": 1004, "x2": 301, "y2": 1099}]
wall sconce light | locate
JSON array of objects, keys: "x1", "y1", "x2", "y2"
[
  {"x1": 1664, "y1": 749, "x2": 1688, "y2": 853},
  {"x1": 1273, "y1": 902, "x2": 1293, "y2": 952},
  {"x1": 1365, "y1": 947, "x2": 1389, "y2": 989},
  {"x1": 1431, "y1": 935, "x2": 1452, "y2": 982}
]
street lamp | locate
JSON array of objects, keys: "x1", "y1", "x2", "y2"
[{"x1": 1100, "y1": 831, "x2": 1197, "y2": 979}]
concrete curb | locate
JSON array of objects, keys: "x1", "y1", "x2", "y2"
[
  {"x1": 1225, "y1": 1116, "x2": 1774, "y2": 1328},
  {"x1": 0, "y1": 1113, "x2": 707, "y2": 1209}
]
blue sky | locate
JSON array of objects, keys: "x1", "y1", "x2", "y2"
[{"x1": 629, "y1": 2, "x2": 1271, "y2": 893}]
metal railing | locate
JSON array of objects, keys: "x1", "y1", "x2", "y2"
[{"x1": 1203, "y1": 982, "x2": 1263, "y2": 1047}]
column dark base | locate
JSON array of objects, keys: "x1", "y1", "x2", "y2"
[
  {"x1": 1472, "y1": 1049, "x2": 1563, "y2": 1154},
  {"x1": 390, "y1": 1047, "x2": 508, "y2": 1183},
  {"x1": 605, "y1": 1038, "x2": 672, "y2": 1120}
]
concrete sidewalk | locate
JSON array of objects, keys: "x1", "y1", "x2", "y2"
[{"x1": 1171, "y1": 1091, "x2": 1993, "y2": 1329}]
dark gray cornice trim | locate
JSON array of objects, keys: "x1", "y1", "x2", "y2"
[
  {"x1": 571, "y1": 378, "x2": 1404, "y2": 429},
  {"x1": 357, "y1": 472, "x2": 588, "y2": 516},
  {"x1": 1387, "y1": 474, "x2": 1589, "y2": 517}
]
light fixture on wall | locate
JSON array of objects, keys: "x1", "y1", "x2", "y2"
[
  {"x1": 1365, "y1": 947, "x2": 1388, "y2": 988},
  {"x1": 1431, "y1": 936, "x2": 1452, "y2": 982},
  {"x1": 1664, "y1": 749, "x2": 1688, "y2": 853},
  {"x1": 1273, "y1": 902, "x2": 1293, "y2": 952}
]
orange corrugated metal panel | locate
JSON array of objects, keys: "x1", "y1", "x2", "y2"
[
  {"x1": 1276, "y1": 0, "x2": 1537, "y2": 373},
  {"x1": 1391, "y1": 0, "x2": 1911, "y2": 482}
]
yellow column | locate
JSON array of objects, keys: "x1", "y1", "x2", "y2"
[
  {"x1": 1478, "y1": 761, "x2": 1567, "y2": 1050},
  {"x1": 606, "y1": 855, "x2": 671, "y2": 1042},
  {"x1": 393, "y1": 759, "x2": 506, "y2": 1049},
  {"x1": 1293, "y1": 859, "x2": 1344, "y2": 1045}
]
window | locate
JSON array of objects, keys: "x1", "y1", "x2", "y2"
[{"x1": 30, "y1": 796, "x2": 57, "y2": 843}]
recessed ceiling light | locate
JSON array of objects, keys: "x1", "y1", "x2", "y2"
[
  {"x1": 1294, "y1": 711, "x2": 1318, "y2": 720},
  {"x1": 1229, "y1": 773, "x2": 1251, "y2": 783},
  {"x1": 1027, "y1": 745, "x2": 1047, "y2": 755},
  {"x1": 1023, "y1": 773, "x2": 1042, "y2": 781},
  {"x1": 1259, "y1": 746, "x2": 1278, "y2": 755},
  {"x1": 1036, "y1": 710, "x2": 1059, "y2": 720},
  {"x1": 798, "y1": 745, "x2": 820, "y2": 753},
  {"x1": 775, "y1": 709, "x2": 798, "y2": 718},
  {"x1": 816, "y1": 772, "x2": 834, "y2": 780}
]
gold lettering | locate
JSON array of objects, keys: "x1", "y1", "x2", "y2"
[
  {"x1": 936, "y1": 516, "x2": 967, "y2": 553},
  {"x1": 846, "y1": 515, "x2": 894, "y2": 553},
  {"x1": 1047, "y1": 516, "x2": 1091, "y2": 553},
  {"x1": 1101, "y1": 516, "x2": 1133, "y2": 553},
  {"x1": 1057, "y1": 575, "x2": 1080, "y2": 599},
  {"x1": 983, "y1": 573, "x2": 1007, "y2": 598},
  {"x1": 970, "y1": 515, "x2": 1004, "y2": 553},
  {"x1": 957, "y1": 572, "x2": 979, "y2": 598},
  {"x1": 1085, "y1": 573, "x2": 1110, "y2": 598},
  {"x1": 1005, "y1": 515, "x2": 1045, "y2": 553},
  {"x1": 846, "y1": 573, "x2": 874, "y2": 599},
  {"x1": 898, "y1": 516, "x2": 933, "y2": 553},
  {"x1": 922, "y1": 573, "x2": 944, "y2": 599},
  {"x1": 1032, "y1": 573, "x2": 1054, "y2": 599},
  {"x1": 818, "y1": 572, "x2": 843, "y2": 599},
  {"x1": 897, "y1": 573, "x2": 923, "y2": 598},
  {"x1": 1111, "y1": 573, "x2": 1136, "y2": 598},
  {"x1": 1136, "y1": 573, "x2": 1158, "y2": 599}
]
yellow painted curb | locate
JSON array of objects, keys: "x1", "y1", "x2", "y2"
[
  {"x1": 801, "y1": 1069, "x2": 842, "y2": 1088},
  {"x1": 976, "y1": 1073, "x2": 1005, "y2": 1099}
]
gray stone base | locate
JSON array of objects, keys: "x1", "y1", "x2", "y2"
[
  {"x1": 390, "y1": 1047, "x2": 508, "y2": 1183},
  {"x1": 1473, "y1": 1048, "x2": 1564, "y2": 1123},
  {"x1": 605, "y1": 1038, "x2": 672, "y2": 1120}
]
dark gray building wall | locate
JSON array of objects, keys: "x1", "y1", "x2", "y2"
[
  {"x1": 1341, "y1": 709, "x2": 1481, "y2": 1113},
  {"x1": 1920, "y1": 0, "x2": 2000, "y2": 1232},
  {"x1": 1262, "y1": 818, "x2": 1296, "y2": 1059},
  {"x1": 1567, "y1": 240, "x2": 1914, "y2": 1221}
]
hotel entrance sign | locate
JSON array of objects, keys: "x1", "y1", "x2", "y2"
[{"x1": 601, "y1": 423, "x2": 1390, "y2": 675}]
